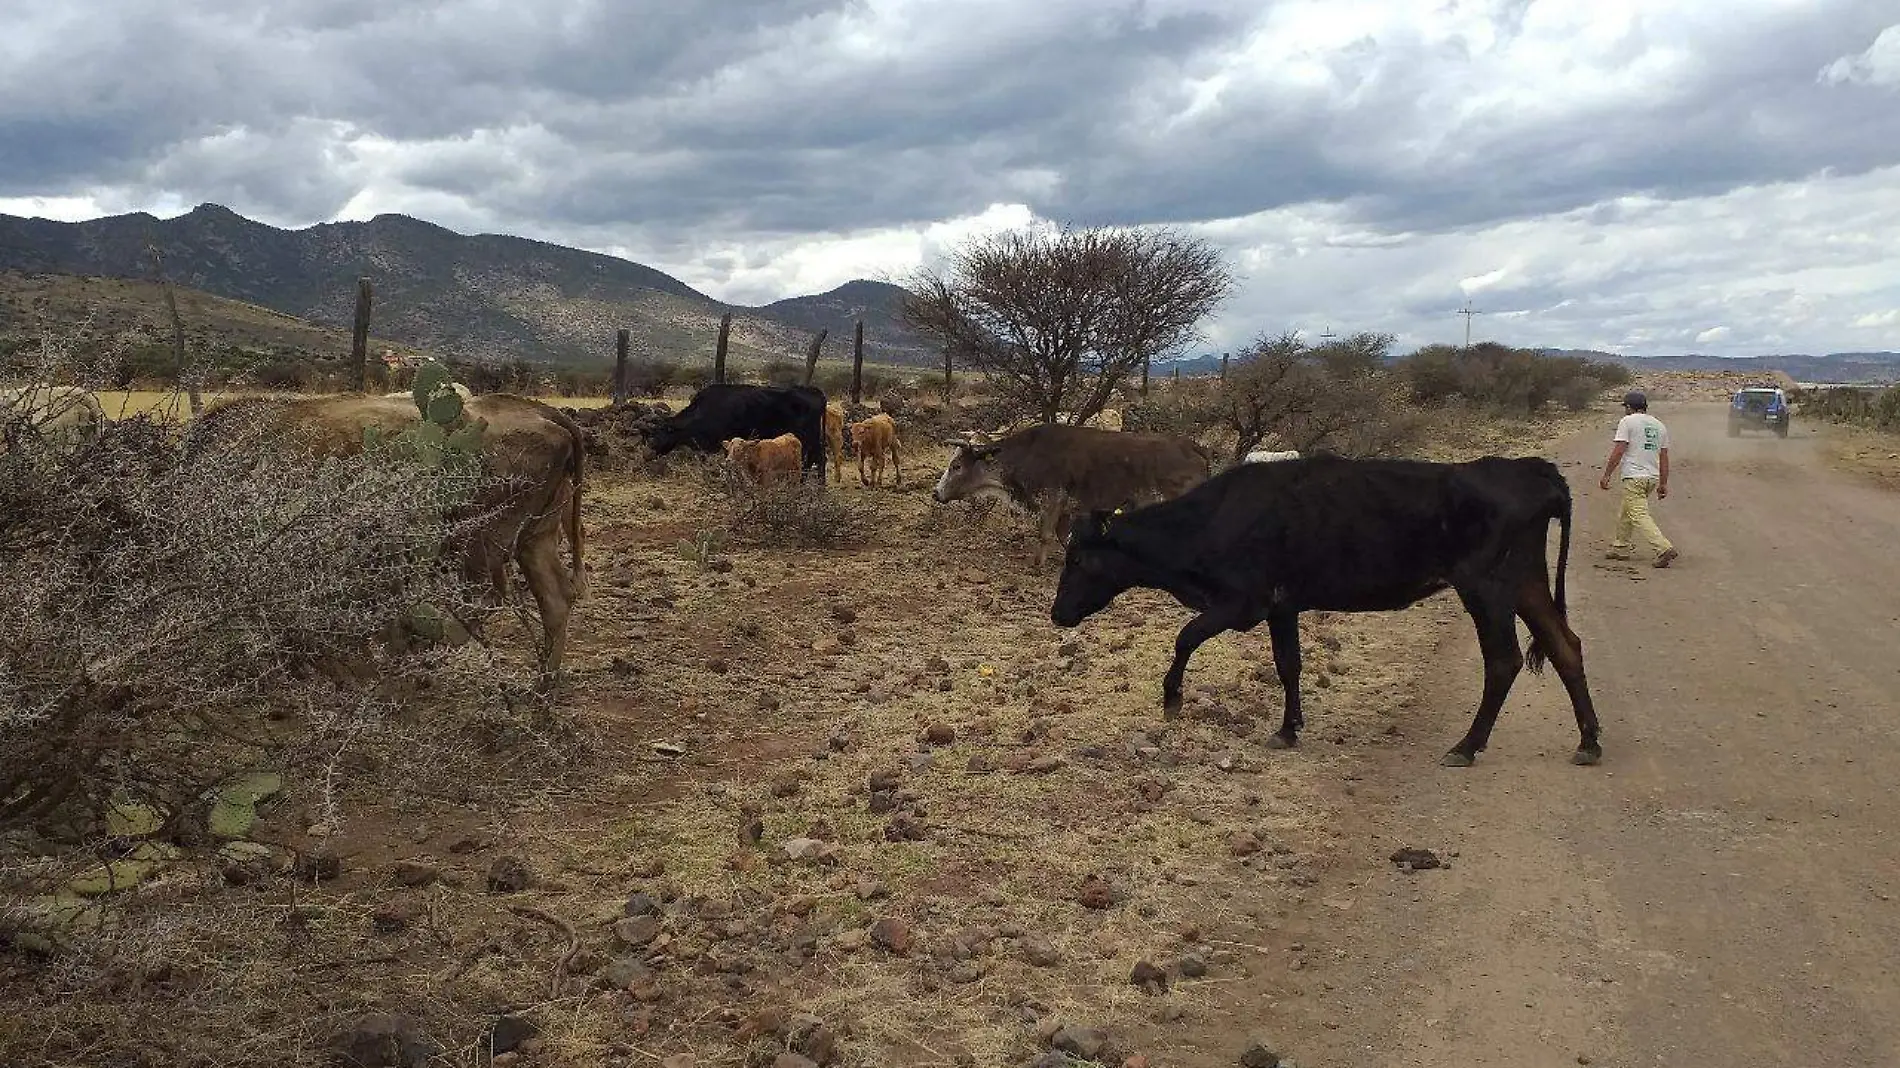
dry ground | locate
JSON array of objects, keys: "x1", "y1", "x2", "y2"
[
  {"x1": 2, "y1": 402, "x2": 1597, "y2": 1068},
  {"x1": 28, "y1": 382, "x2": 1894, "y2": 1068}
]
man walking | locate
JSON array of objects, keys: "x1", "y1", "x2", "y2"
[{"x1": 1599, "y1": 390, "x2": 1678, "y2": 568}]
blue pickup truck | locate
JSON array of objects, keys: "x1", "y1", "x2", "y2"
[{"x1": 1728, "y1": 386, "x2": 1790, "y2": 438}]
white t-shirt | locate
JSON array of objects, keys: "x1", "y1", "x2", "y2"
[{"x1": 1614, "y1": 413, "x2": 1669, "y2": 479}]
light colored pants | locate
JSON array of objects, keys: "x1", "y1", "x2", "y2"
[{"x1": 1611, "y1": 476, "x2": 1673, "y2": 559}]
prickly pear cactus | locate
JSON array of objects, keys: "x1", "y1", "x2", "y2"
[{"x1": 364, "y1": 362, "x2": 487, "y2": 469}]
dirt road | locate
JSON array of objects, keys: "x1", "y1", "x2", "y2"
[{"x1": 1278, "y1": 402, "x2": 1900, "y2": 1067}]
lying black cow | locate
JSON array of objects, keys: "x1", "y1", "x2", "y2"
[
  {"x1": 1050, "y1": 453, "x2": 1602, "y2": 767},
  {"x1": 645, "y1": 384, "x2": 826, "y2": 478}
]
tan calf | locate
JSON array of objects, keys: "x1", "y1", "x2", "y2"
[
  {"x1": 723, "y1": 433, "x2": 804, "y2": 486},
  {"x1": 822, "y1": 403, "x2": 845, "y2": 483},
  {"x1": 849, "y1": 413, "x2": 902, "y2": 488}
]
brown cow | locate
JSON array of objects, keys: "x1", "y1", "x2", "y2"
[
  {"x1": 932, "y1": 423, "x2": 1209, "y2": 568},
  {"x1": 188, "y1": 393, "x2": 586, "y2": 679},
  {"x1": 849, "y1": 413, "x2": 902, "y2": 488},
  {"x1": 822, "y1": 403, "x2": 846, "y2": 483},
  {"x1": 723, "y1": 433, "x2": 804, "y2": 486}
]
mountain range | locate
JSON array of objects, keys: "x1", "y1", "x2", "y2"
[
  {"x1": 0, "y1": 203, "x2": 932, "y2": 368},
  {"x1": 2, "y1": 203, "x2": 1893, "y2": 384}
]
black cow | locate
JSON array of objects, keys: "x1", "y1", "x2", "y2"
[
  {"x1": 646, "y1": 384, "x2": 827, "y2": 478},
  {"x1": 1050, "y1": 453, "x2": 1602, "y2": 767}
]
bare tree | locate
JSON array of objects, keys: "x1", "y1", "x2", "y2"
[
  {"x1": 901, "y1": 225, "x2": 1232, "y2": 425},
  {"x1": 1218, "y1": 331, "x2": 1423, "y2": 466}
]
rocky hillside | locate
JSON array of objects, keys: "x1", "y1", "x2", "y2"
[{"x1": 0, "y1": 204, "x2": 933, "y2": 368}]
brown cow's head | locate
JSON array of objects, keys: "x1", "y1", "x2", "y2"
[{"x1": 932, "y1": 440, "x2": 1004, "y2": 504}]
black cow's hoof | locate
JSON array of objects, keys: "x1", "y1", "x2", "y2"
[
  {"x1": 1264, "y1": 733, "x2": 1299, "y2": 750},
  {"x1": 1571, "y1": 746, "x2": 1603, "y2": 767},
  {"x1": 1439, "y1": 750, "x2": 1476, "y2": 768}
]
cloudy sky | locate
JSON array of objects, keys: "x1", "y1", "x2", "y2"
[{"x1": 2, "y1": 0, "x2": 1897, "y2": 357}]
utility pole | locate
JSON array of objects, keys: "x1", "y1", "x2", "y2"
[{"x1": 1457, "y1": 301, "x2": 1482, "y2": 350}]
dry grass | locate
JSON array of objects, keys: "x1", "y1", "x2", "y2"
[{"x1": 1, "y1": 399, "x2": 1598, "y2": 1068}]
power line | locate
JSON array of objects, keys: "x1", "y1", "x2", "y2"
[{"x1": 1456, "y1": 301, "x2": 1483, "y2": 350}]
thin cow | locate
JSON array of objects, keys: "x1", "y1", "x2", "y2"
[
  {"x1": 932, "y1": 423, "x2": 1209, "y2": 568},
  {"x1": 645, "y1": 384, "x2": 826, "y2": 480},
  {"x1": 188, "y1": 393, "x2": 587, "y2": 681},
  {"x1": 1050, "y1": 453, "x2": 1602, "y2": 767}
]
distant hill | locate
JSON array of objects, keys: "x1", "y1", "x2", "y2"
[
  {"x1": 0, "y1": 204, "x2": 934, "y2": 369},
  {"x1": 0, "y1": 270, "x2": 416, "y2": 383}
]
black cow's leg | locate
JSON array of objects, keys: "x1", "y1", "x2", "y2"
[
  {"x1": 1264, "y1": 607, "x2": 1304, "y2": 748},
  {"x1": 1517, "y1": 576, "x2": 1603, "y2": 766},
  {"x1": 1443, "y1": 587, "x2": 1524, "y2": 767},
  {"x1": 1162, "y1": 608, "x2": 1237, "y2": 719}
]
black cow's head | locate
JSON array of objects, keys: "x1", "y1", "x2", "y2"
[
  {"x1": 644, "y1": 420, "x2": 688, "y2": 456},
  {"x1": 1051, "y1": 508, "x2": 1138, "y2": 627}
]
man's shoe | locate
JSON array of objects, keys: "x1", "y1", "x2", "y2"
[
  {"x1": 1605, "y1": 551, "x2": 1632, "y2": 561},
  {"x1": 1653, "y1": 548, "x2": 1679, "y2": 568}
]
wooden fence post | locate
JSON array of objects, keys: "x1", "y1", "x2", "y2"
[
  {"x1": 943, "y1": 348, "x2": 954, "y2": 396},
  {"x1": 851, "y1": 320, "x2": 865, "y2": 406},
  {"x1": 802, "y1": 329, "x2": 828, "y2": 387},
  {"x1": 613, "y1": 328, "x2": 630, "y2": 405},
  {"x1": 1219, "y1": 352, "x2": 1229, "y2": 381},
  {"x1": 350, "y1": 277, "x2": 373, "y2": 394},
  {"x1": 714, "y1": 312, "x2": 732, "y2": 385},
  {"x1": 1141, "y1": 354, "x2": 1150, "y2": 397}
]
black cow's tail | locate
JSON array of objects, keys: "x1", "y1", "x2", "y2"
[{"x1": 1526, "y1": 462, "x2": 1573, "y2": 674}]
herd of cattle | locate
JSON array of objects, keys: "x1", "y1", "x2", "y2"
[{"x1": 2, "y1": 378, "x2": 1605, "y2": 768}]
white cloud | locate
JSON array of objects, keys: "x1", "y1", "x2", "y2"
[
  {"x1": 1820, "y1": 24, "x2": 1900, "y2": 89},
  {"x1": 1696, "y1": 326, "x2": 1732, "y2": 343},
  {"x1": 1460, "y1": 268, "x2": 1509, "y2": 295},
  {"x1": 1852, "y1": 309, "x2": 1900, "y2": 328}
]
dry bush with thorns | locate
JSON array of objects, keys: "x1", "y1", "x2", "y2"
[{"x1": 725, "y1": 479, "x2": 876, "y2": 549}]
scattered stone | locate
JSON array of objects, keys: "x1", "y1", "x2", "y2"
[
  {"x1": 925, "y1": 655, "x2": 951, "y2": 674},
  {"x1": 739, "y1": 819, "x2": 765, "y2": 846},
  {"x1": 884, "y1": 814, "x2": 928, "y2": 842},
  {"x1": 980, "y1": 887, "x2": 1006, "y2": 907},
  {"x1": 327, "y1": 1013, "x2": 439, "y2": 1068},
  {"x1": 869, "y1": 917, "x2": 913, "y2": 955},
  {"x1": 949, "y1": 961, "x2": 982, "y2": 984},
  {"x1": 868, "y1": 769, "x2": 903, "y2": 792},
  {"x1": 484, "y1": 855, "x2": 534, "y2": 894},
  {"x1": 1389, "y1": 846, "x2": 1442, "y2": 871},
  {"x1": 773, "y1": 1055, "x2": 818, "y2": 1068},
  {"x1": 834, "y1": 930, "x2": 867, "y2": 952},
  {"x1": 485, "y1": 1016, "x2": 538, "y2": 1055},
  {"x1": 391, "y1": 861, "x2": 438, "y2": 888},
  {"x1": 448, "y1": 834, "x2": 493, "y2": 854},
  {"x1": 1229, "y1": 831, "x2": 1263, "y2": 857},
  {"x1": 370, "y1": 903, "x2": 416, "y2": 934},
  {"x1": 965, "y1": 754, "x2": 995, "y2": 775},
  {"x1": 295, "y1": 849, "x2": 342, "y2": 882},
  {"x1": 1178, "y1": 953, "x2": 1209, "y2": 978},
  {"x1": 855, "y1": 877, "x2": 888, "y2": 900},
  {"x1": 1052, "y1": 1026, "x2": 1111, "y2": 1061},
  {"x1": 780, "y1": 837, "x2": 838, "y2": 863},
  {"x1": 830, "y1": 604, "x2": 858, "y2": 624},
  {"x1": 923, "y1": 722, "x2": 956, "y2": 746},
  {"x1": 1023, "y1": 754, "x2": 1065, "y2": 775},
  {"x1": 1239, "y1": 1037, "x2": 1282, "y2": 1067},
  {"x1": 614, "y1": 916, "x2": 663, "y2": 947},
  {"x1": 622, "y1": 892, "x2": 661, "y2": 917},
  {"x1": 599, "y1": 957, "x2": 652, "y2": 990},
  {"x1": 628, "y1": 856, "x2": 666, "y2": 878},
  {"x1": 813, "y1": 636, "x2": 843, "y2": 655},
  {"x1": 1021, "y1": 937, "x2": 1060, "y2": 967},
  {"x1": 771, "y1": 773, "x2": 803, "y2": 798},
  {"x1": 662, "y1": 1056, "x2": 697, "y2": 1068},
  {"x1": 1129, "y1": 959, "x2": 1170, "y2": 995},
  {"x1": 1030, "y1": 1054, "x2": 1072, "y2": 1068},
  {"x1": 1123, "y1": 1056, "x2": 1150, "y2": 1068},
  {"x1": 867, "y1": 790, "x2": 897, "y2": 814},
  {"x1": 1077, "y1": 875, "x2": 1118, "y2": 910}
]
